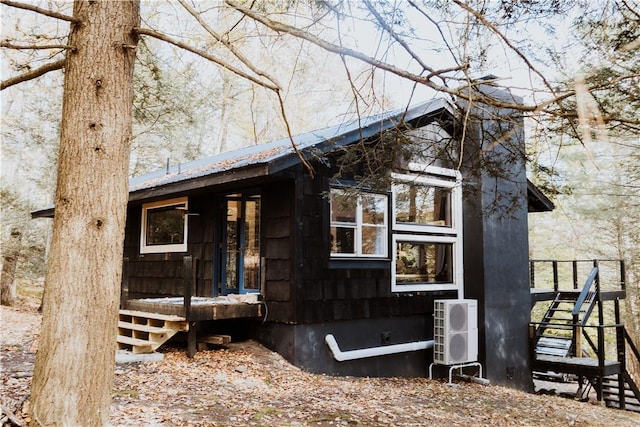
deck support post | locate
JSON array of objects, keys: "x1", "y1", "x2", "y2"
[
  {"x1": 120, "y1": 257, "x2": 129, "y2": 310},
  {"x1": 187, "y1": 321, "x2": 198, "y2": 358}
]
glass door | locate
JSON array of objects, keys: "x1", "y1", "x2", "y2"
[{"x1": 219, "y1": 193, "x2": 261, "y2": 295}]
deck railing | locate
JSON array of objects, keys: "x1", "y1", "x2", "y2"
[
  {"x1": 529, "y1": 259, "x2": 625, "y2": 292},
  {"x1": 120, "y1": 255, "x2": 200, "y2": 320}
]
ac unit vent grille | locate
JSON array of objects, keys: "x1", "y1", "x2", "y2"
[{"x1": 448, "y1": 304, "x2": 467, "y2": 331}]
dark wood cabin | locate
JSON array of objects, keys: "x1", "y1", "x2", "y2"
[{"x1": 33, "y1": 90, "x2": 555, "y2": 392}]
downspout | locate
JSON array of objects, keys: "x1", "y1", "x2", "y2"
[{"x1": 325, "y1": 334, "x2": 434, "y2": 362}]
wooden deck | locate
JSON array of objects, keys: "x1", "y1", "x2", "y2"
[
  {"x1": 124, "y1": 295, "x2": 264, "y2": 321},
  {"x1": 532, "y1": 355, "x2": 621, "y2": 378}
]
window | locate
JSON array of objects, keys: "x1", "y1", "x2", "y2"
[
  {"x1": 391, "y1": 165, "x2": 463, "y2": 292},
  {"x1": 140, "y1": 197, "x2": 188, "y2": 254},
  {"x1": 330, "y1": 189, "x2": 388, "y2": 258}
]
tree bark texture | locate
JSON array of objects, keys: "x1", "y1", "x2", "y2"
[
  {"x1": 1, "y1": 229, "x2": 22, "y2": 306},
  {"x1": 29, "y1": 1, "x2": 139, "y2": 425}
]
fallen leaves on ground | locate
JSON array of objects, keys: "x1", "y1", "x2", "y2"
[{"x1": 2, "y1": 303, "x2": 639, "y2": 426}]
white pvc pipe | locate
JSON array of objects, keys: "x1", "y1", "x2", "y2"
[{"x1": 325, "y1": 334, "x2": 434, "y2": 362}]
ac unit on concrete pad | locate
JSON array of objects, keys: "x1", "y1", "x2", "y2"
[{"x1": 434, "y1": 299, "x2": 478, "y2": 365}]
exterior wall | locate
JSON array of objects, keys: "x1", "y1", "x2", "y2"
[
  {"x1": 257, "y1": 316, "x2": 434, "y2": 377},
  {"x1": 460, "y1": 86, "x2": 533, "y2": 391},
  {"x1": 256, "y1": 165, "x2": 457, "y2": 377},
  {"x1": 261, "y1": 180, "x2": 296, "y2": 323}
]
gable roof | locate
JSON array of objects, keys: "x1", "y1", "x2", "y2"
[{"x1": 126, "y1": 98, "x2": 456, "y2": 202}]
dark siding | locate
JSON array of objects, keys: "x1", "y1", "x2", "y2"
[
  {"x1": 293, "y1": 167, "x2": 455, "y2": 326},
  {"x1": 122, "y1": 195, "x2": 218, "y2": 299},
  {"x1": 262, "y1": 180, "x2": 296, "y2": 322}
]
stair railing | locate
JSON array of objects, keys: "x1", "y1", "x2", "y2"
[
  {"x1": 623, "y1": 328, "x2": 640, "y2": 367},
  {"x1": 614, "y1": 325, "x2": 640, "y2": 410},
  {"x1": 571, "y1": 266, "x2": 599, "y2": 356}
]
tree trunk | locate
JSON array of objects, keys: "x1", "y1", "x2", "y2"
[
  {"x1": 29, "y1": 1, "x2": 139, "y2": 425},
  {"x1": 1, "y1": 229, "x2": 22, "y2": 306}
]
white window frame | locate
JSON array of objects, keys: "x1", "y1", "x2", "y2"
[
  {"x1": 140, "y1": 197, "x2": 188, "y2": 254},
  {"x1": 391, "y1": 171, "x2": 462, "y2": 235},
  {"x1": 391, "y1": 234, "x2": 462, "y2": 292},
  {"x1": 330, "y1": 189, "x2": 388, "y2": 259},
  {"x1": 391, "y1": 164, "x2": 463, "y2": 293}
]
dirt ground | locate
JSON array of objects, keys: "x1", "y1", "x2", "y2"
[{"x1": 2, "y1": 300, "x2": 640, "y2": 426}]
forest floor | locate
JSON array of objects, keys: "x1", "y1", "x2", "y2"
[{"x1": 2, "y1": 298, "x2": 640, "y2": 426}]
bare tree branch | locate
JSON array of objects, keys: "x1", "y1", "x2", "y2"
[
  {"x1": 174, "y1": 0, "x2": 316, "y2": 175},
  {"x1": 176, "y1": 0, "x2": 281, "y2": 89},
  {"x1": 2, "y1": 41, "x2": 75, "y2": 50},
  {"x1": 1, "y1": 59, "x2": 65, "y2": 90},
  {"x1": 452, "y1": 0, "x2": 559, "y2": 98},
  {"x1": 0, "y1": 0, "x2": 79, "y2": 24},
  {"x1": 407, "y1": 0, "x2": 462, "y2": 76},
  {"x1": 362, "y1": 0, "x2": 435, "y2": 75},
  {"x1": 135, "y1": 24, "x2": 316, "y2": 175},
  {"x1": 134, "y1": 27, "x2": 279, "y2": 92},
  {"x1": 224, "y1": 0, "x2": 542, "y2": 113}
]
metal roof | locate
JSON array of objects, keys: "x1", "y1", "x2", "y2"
[{"x1": 128, "y1": 98, "x2": 454, "y2": 195}]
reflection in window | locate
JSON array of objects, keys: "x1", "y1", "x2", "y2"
[
  {"x1": 140, "y1": 197, "x2": 188, "y2": 254},
  {"x1": 330, "y1": 189, "x2": 387, "y2": 258},
  {"x1": 394, "y1": 182, "x2": 451, "y2": 227},
  {"x1": 395, "y1": 241, "x2": 453, "y2": 284}
]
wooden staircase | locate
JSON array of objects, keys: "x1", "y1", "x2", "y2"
[
  {"x1": 530, "y1": 261, "x2": 640, "y2": 413},
  {"x1": 534, "y1": 284, "x2": 597, "y2": 371},
  {"x1": 117, "y1": 309, "x2": 188, "y2": 354},
  {"x1": 601, "y1": 373, "x2": 640, "y2": 412}
]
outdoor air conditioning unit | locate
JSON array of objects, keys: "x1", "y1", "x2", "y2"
[{"x1": 434, "y1": 299, "x2": 478, "y2": 365}]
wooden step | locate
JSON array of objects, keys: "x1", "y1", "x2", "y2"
[
  {"x1": 536, "y1": 337, "x2": 572, "y2": 357},
  {"x1": 601, "y1": 376, "x2": 640, "y2": 412},
  {"x1": 119, "y1": 309, "x2": 186, "y2": 322},
  {"x1": 118, "y1": 321, "x2": 170, "y2": 334},
  {"x1": 117, "y1": 335, "x2": 154, "y2": 354},
  {"x1": 117, "y1": 309, "x2": 189, "y2": 354}
]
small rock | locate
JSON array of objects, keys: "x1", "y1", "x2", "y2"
[{"x1": 235, "y1": 365, "x2": 248, "y2": 373}]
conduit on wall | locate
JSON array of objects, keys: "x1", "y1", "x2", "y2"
[{"x1": 325, "y1": 334, "x2": 434, "y2": 362}]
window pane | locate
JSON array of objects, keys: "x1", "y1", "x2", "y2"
[
  {"x1": 362, "y1": 194, "x2": 386, "y2": 225},
  {"x1": 395, "y1": 241, "x2": 453, "y2": 283},
  {"x1": 243, "y1": 198, "x2": 261, "y2": 290},
  {"x1": 146, "y1": 205, "x2": 185, "y2": 245},
  {"x1": 395, "y1": 183, "x2": 451, "y2": 227},
  {"x1": 331, "y1": 226, "x2": 355, "y2": 254},
  {"x1": 362, "y1": 226, "x2": 386, "y2": 255},
  {"x1": 331, "y1": 190, "x2": 356, "y2": 223},
  {"x1": 225, "y1": 200, "x2": 239, "y2": 289}
]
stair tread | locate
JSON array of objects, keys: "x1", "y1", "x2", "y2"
[
  {"x1": 118, "y1": 321, "x2": 170, "y2": 334},
  {"x1": 119, "y1": 309, "x2": 186, "y2": 322},
  {"x1": 117, "y1": 335, "x2": 154, "y2": 346}
]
